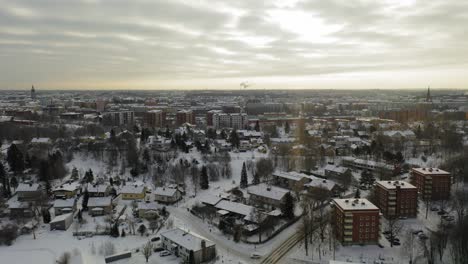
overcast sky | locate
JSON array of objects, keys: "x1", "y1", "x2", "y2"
[{"x1": 1, "y1": 0, "x2": 467, "y2": 90}]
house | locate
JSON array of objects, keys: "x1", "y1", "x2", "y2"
[
  {"x1": 53, "y1": 199, "x2": 76, "y2": 216},
  {"x1": 88, "y1": 197, "x2": 113, "y2": 216},
  {"x1": 332, "y1": 198, "x2": 380, "y2": 245},
  {"x1": 214, "y1": 200, "x2": 258, "y2": 223},
  {"x1": 120, "y1": 185, "x2": 146, "y2": 200},
  {"x1": 137, "y1": 202, "x2": 159, "y2": 219},
  {"x1": 87, "y1": 184, "x2": 111, "y2": 197},
  {"x1": 7, "y1": 196, "x2": 33, "y2": 218},
  {"x1": 200, "y1": 195, "x2": 224, "y2": 207},
  {"x1": 375, "y1": 181, "x2": 418, "y2": 218},
  {"x1": 50, "y1": 213, "x2": 73, "y2": 231},
  {"x1": 16, "y1": 183, "x2": 44, "y2": 202},
  {"x1": 53, "y1": 182, "x2": 81, "y2": 199},
  {"x1": 161, "y1": 228, "x2": 216, "y2": 264},
  {"x1": 247, "y1": 183, "x2": 290, "y2": 209},
  {"x1": 272, "y1": 171, "x2": 310, "y2": 191},
  {"x1": 324, "y1": 164, "x2": 350, "y2": 178},
  {"x1": 304, "y1": 176, "x2": 339, "y2": 194},
  {"x1": 30, "y1": 137, "x2": 52, "y2": 146},
  {"x1": 154, "y1": 187, "x2": 182, "y2": 204}
]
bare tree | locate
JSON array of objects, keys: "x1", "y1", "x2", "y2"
[
  {"x1": 142, "y1": 241, "x2": 153, "y2": 262},
  {"x1": 385, "y1": 218, "x2": 403, "y2": 247}
]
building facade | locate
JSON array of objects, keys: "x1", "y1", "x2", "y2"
[
  {"x1": 144, "y1": 110, "x2": 166, "y2": 128},
  {"x1": 332, "y1": 198, "x2": 380, "y2": 245},
  {"x1": 411, "y1": 168, "x2": 451, "y2": 200},
  {"x1": 375, "y1": 181, "x2": 418, "y2": 218}
]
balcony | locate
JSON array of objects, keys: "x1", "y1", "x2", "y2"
[
  {"x1": 344, "y1": 237, "x2": 353, "y2": 242},
  {"x1": 344, "y1": 213, "x2": 353, "y2": 218},
  {"x1": 344, "y1": 224, "x2": 353, "y2": 230},
  {"x1": 388, "y1": 195, "x2": 396, "y2": 200},
  {"x1": 388, "y1": 201, "x2": 396, "y2": 206},
  {"x1": 344, "y1": 231, "x2": 353, "y2": 236},
  {"x1": 344, "y1": 219, "x2": 353, "y2": 224}
]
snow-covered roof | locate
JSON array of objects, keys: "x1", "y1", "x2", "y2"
[
  {"x1": 304, "y1": 177, "x2": 336, "y2": 191},
  {"x1": 120, "y1": 185, "x2": 145, "y2": 194},
  {"x1": 215, "y1": 200, "x2": 254, "y2": 217},
  {"x1": 200, "y1": 195, "x2": 223, "y2": 206},
  {"x1": 376, "y1": 180, "x2": 417, "y2": 190},
  {"x1": 272, "y1": 171, "x2": 308, "y2": 182},
  {"x1": 161, "y1": 228, "x2": 215, "y2": 251},
  {"x1": 31, "y1": 137, "x2": 51, "y2": 144},
  {"x1": 333, "y1": 198, "x2": 378, "y2": 211},
  {"x1": 154, "y1": 187, "x2": 178, "y2": 197},
  {"x1": 16, "y1": 183, "x2": 41, "y2": 192},
  {"x1": 412, "y1": 167, "x2": 450, "y2": 175},
  {"x1": 54, "y1": 182, "x2": 81, "y2": 192},
  {"x1": 53, "y1": 199, "x2": 75, "y2": 208},
  {"x1": 247, "y1": 183, "x2": 289, "y2": 201},
  {"x1": 324, "y1": 164, "x2": 348, "y2": 174},
  {"x1": 50, "y1": 213, "x2": 73, "y2": 223},
  {"x1": 86, "y1": 184, "x2": 108, "y2": 193},
  {"x1": 88, "y1": 197, "x2": 112, "y2": 207}
]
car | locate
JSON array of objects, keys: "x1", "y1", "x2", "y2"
[
  {"x1": 419, "y1": 233, "x2": 428, "y2": 240},
  {"x1": 398, "y1": 216, "x2": 407, "y2": 220},
  {"x1": 438, "y1": 210, "x2": 447, "y2": 215},
  {"x1": 160, "y1": 251, "x2": 171, "y2": 257},
  {"x1": 153, "y1": 247, "x2": 164, "y2": 253},
  {"x1": 431, "y1": 207, "x2": 439, "y2": 211},
  {"x1": 151, "y1": 236, "x2": 160, "y2": 242},
  {"x1": 412, "y1": 230, "x2": 423, "y2": 235},
  {"x1": 250, "y1": 252, "x2": 262, "y2": 259},
  {"x1": 392, "y1": 241, "x2": 401, "y2": 246},
  {"x1": 383, "y1": 231, "x2": 390, "y2": 235}
]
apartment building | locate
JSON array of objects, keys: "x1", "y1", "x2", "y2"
[
  {"x1": 176, "y1": 110, "x2": 196, "y2": 126},
  {"x1": 144, "y1": 110, "x2": 166, "y2": 128},
  {"x1": 375, "y1": 180, "x2": 418, "y2": 218},
  {"x1": 411, "y1": 167, "x2": 451, "y2": 200},
  {"x1": 332, "y1": 198, "x2": 380, "y2": 245}
]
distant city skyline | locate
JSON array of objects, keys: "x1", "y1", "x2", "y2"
[{"x1": 1, "y1": 0, "x2": 468, "y2": 90}]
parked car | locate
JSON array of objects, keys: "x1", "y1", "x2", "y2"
[
  {"x1": 153, "y1": 247, "x2": 164, "y2": 253},
  {"x1": 250, "y1": 252, "x2": 262, "y2": 259},
  {"x1": 151, "y1": 236, "x2": 160, "y2": 242},
  {"x1": 160, "y1": 251, "x2": 171, "y2": 257}
]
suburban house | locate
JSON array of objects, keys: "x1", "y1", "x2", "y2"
[
  {"x1": 53, "y1": 182, "x2": 81, "y2": 199},
  {"x1": 50, "y1": 213, "x2": 73, "y2": 231},
  {"x1": 324, "y1": 164, "x2": 350, "y2": 178},
  {"x1": 88, "y1": 197, "x2": 113, "y2": 216},
  {"x1": 53, "y1": 199, "x2": 77, "y2": 216},
  {"x1": 7, "y1": 196, "x2": 33, "y2": 218},
  {"x1": 16, "y1": 183, "x2": 44, "y2": 202},
  {"x1": 137, "y1": 202, "x2": 159, "y2": 219},
  {"x1": 272, "y1": 171, "x2": 310, "y2": 190},
  {"x1": 120, "y1": 185, "x2": 146, "y2": 200},
  {"x1": 87, "y1": 184, "x2": 111, "y2": 197},
  {"x1": 304, "y1": 176, "x2": 339, "y2": 194},
  {"x1": 154, "y1": 187, "x2": 182, "y2": 204},
  {"x1": 160, "y1": 228, "x2": 216, "y2": 264},
  {"x1": 247, "y1": 183, "x2": 290, "y2": 209}
]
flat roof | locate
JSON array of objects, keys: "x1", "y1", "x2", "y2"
[
  {"x1": 412, "y1": 167, "x2": 450, "y2": 175},
  {"x1": 161, "y1": 228, "x2": 214, "y2": 251},
  {"x1": 333, "y1": 198, "x2": 379, "y2": 211},
  {"x1": 376, "y1": 180, "x2": 417, "y2": 190}
]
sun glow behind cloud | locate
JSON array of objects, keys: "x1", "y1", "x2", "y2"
[{"x1": 0, "y1": 0, "x2": 467, "y2": 90}]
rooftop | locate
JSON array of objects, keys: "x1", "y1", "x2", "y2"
[
  {"x1": 376, "y1": 180, "x2": 417, "y2": 190},
  {"x1": 412, "y1": 167, "x2": 450, "y2": 175},
  {"x1": 161, "y1": 228, "x2": 215, "y2": 251},
  {"x1": 247, "y1": 183, "x2": 289, "y2": 201},
  {"x1": 333, "y1": 198, "x2": 379, "y2": 211}
]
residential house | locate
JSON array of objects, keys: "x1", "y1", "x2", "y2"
[
  {"x1": 154, "y1": 187, "x2": 182, "y2": 204},
  {"x1": 161, "y1": 228, "x2": 216, "y2": 264}
]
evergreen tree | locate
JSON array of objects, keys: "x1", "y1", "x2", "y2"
[
  {"x1": 284, "y1": 122, "x2": 290, "y2": 134},
  {"x1": 9, "y1": 176, "x2": 18, "y2": 191},
  {"x1": 281, "y1": 192, "x2": 295, "y2": 219},
  {"x1": 7, "y1": 144, "x2": 24, "y2": 174},
  {"x1": 240, "y1": 162, "x2": 248, "y2": 188},
  {"x1": 0, "y1": 163, "x2": 7, "y2": 196},
  {"x1": 110, "y1": 223, "x2": 120, "y2": 237},
  {"x1": 82, "y1": 190, "x2": 89, "y2": 210},
  {"x1": 229, "y1": 129, "x2": 239, "y2": 148},
  {"x1": 354, "y1": 188, "x2": 361, "y2": 198},
  {"x1": 200, "y1": 166, "x2": 209, "y2": 190},
  {"x1": 252, "y1": 172, "x2": 260, "y2": 185},
  {"x1": 254, "y1": 120, "x2": 260, "y2": 132},
  {"x1": 109, "y1": 177, "x2": 114, "y2": 186},
  {"x1": 42, "y1": 208, "x2": 51, "y2": 223},
  {"x1": 85, "y1": 169, "x2": 94, "y2": 183},
  {"x1": 121, "y1": 229, "x2": 126, "y2": 237},
  {"x1": 71, "y1": 167, "x2": 79, "y2": 181},
  {"x1": 38, "y1": 160, "x2": 51, "y2": 194},
  {"x1": 138, "y1": 224, "x2": 147, "y2": 236}
]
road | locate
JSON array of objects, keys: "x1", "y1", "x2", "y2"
[
  {"x1": 259, "y1": 231, "x2": 304, "y2": 264},
  {"x1": 168, "y1": 207, "x2": 254, "y2": 263}
]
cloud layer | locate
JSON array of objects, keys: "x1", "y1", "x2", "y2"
[{"x1": 1, "y1": 0, "x2": 467, "y2": 89}]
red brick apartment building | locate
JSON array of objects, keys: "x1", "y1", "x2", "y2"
[
  {"x1": 332, "y1": 198, "x2": 380, "y2": 245},
  {"x1": 176, "y1": 110, "x2": 196, "y2": 126},
  {"x1": 375, "y1": 180, "x2": 418, "y2": 218},
  {"x1": 411, "y1": 168, "x2": 451, "y2": 200}
]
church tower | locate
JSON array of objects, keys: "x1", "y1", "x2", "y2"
[
  {"x1": 426, "y1": 86, "x2": 432, "y2": 102},
  {"x1": 31, "y1": 85, "x2": 36, "y2": 100}
]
